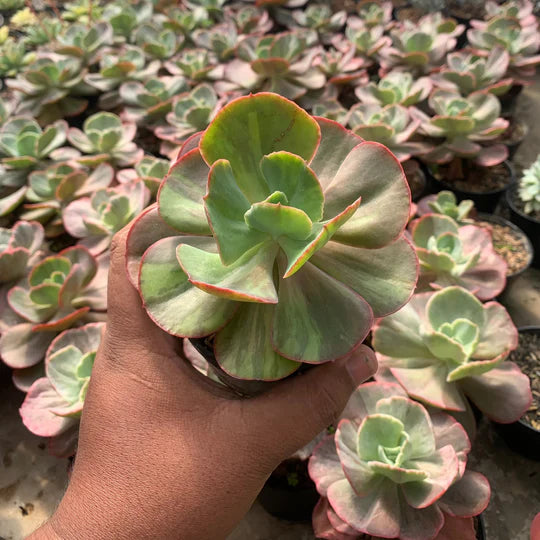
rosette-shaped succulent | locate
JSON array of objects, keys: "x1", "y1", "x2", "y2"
[
  {"x1": 312, "y1": 99, "x2": 348, "y2": 124},
  {"x1": 309, "y1": 382, "x2": 491, "y2": 540},
  {"x1": 20, "y1": 322, "x2": 104, "y2": 440},
  {"x1": 154, "y1": 84, "x2": 221, "y2": 159},
  {"x1": 380, "y1": 15, "x2": 464, "y2": 74},
  {"x1": 467, "y1": 17, "x2": 540, "y2": 79},
  {"x1": 7, "y1": 56, "x2": 94, "y2": 123},
  {"x1": 0, "y1": 221, "x2": 44, "y2": 284},
  {"x1": 133, "y1": 22, "x2": 183, "y2": 60},
  {"x1": 119, "y1": 76, "x2": 189, "y2": 127},
  {"x1": 221, "y1": 33, "x2": 326, "y2": 100},
  {"x1": 411, "y1": 214, "x2": 507, "y2": 299},
  {"x1": 342, "y1": 19, "x2": 390, "y2": 66},
  {"x1": 161, "y1": 6, "x2": 213, "y2": 36},
  {"x1": 226, "y1": 5, "x2": 273, "y2": 36},
  {"x1": 67, "y1": 112, "x2": 143, "y2": 167},
  {"x1": 277, "y1": 4, "x2": 347, "y2": 44},
  {"x1": 373, "y1": 288, "x2": 531, "y2": 423},
  {"x1": 0, "y1": 246, "x2": 107, "y2": 369},
  {"x1": 102, "y1": 1, "x2": 154, "y2": 42},
  {"x1": 63, "y1": 0, "x2": 103, "y2": 23},
  {"x1": 355, "y1": 71, "x2": 432, "y2": 106},
  {"x1": 411, "y1": 90, "x2": 509, "y2": 166},
  {"x1": 348, "y1": 104, "x2": 432, "y2": 162},
  {"x1": 22, "y1": 163, "x2": 115, "y2": 227},
  {"x1": 127, "y1": 93, "x2": 417, "y2": 381},
  {"x1": 63, "y1": 180, "x2": 150, "y2": 255},
  {"x1": 356, "y1": 0, "x2": 393, "y2": 27},
  {"x1": 23, "y1": 17, "x2": 63, "y2": 47},
  {"x1": 417, "y1": 191, "x2": 474, "y2": 224},
  {"x1": 192, "y1": 21, "x2": 239, "y2": 61},
  {"x1": 0, "y1": 118, "x2": 68, "y2": 188},
  {"x1": 117, "y1": 155, "x2": 170, "y2": 196},
  {"x1": 482, "y1": 0, "x2": 537, "y2": 28},
  {"x1": 0, "y1": 38, "x2": 35, "y2": 77},
  {"x1": 313, "y1": 45, "x2": 369, "y2": 86},
  {"x1": 518, "y1": 153, "x2": 540, "y2": 215},
  {"x1": 165, "y1": 48, "x2": 221, "y2": 84},
  {"x1": 432, "y1": 49, "x2": 513, "y2": 96},
  {"x1": 56, "y1": 22, "x2": 113, "y2": 65}
]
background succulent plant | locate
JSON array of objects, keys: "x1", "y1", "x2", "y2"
[
  {"x1": 192, "y1": 21, "x2": 239, "y2": 61},
  {"x1": 309, "y1": 381, "x2": 491, "y2": 540},
  {"x1": 342, "y1": 18, "x2": 390, "y2": 67},
  {"x1": 519, "y1": 153, "x2": 540, "y2": 214},
  {"x1": 165, "y1": 48, "x2": 221, "y2": 83},
  {"x1": 0, "y1": 38, "x2": 35, "y2": 77},
  {"x1": 411, "y1": 213, "x2": 507, "y2": 299},
  {"x1": 56, "y1": 22, "x2": 113, "y2": 65},
  {"x1": 416, "y1": 190, "x2": 475, "y2": 224},
  {"x1": 117, "y1": 155, "x2": 170, "y2": 195},
  {"x1": 128, "y1": 93, "x2": 417, "y2": 382},
  {"x1": 373, "y1": 287, "x2": 531, "y2": 424}
]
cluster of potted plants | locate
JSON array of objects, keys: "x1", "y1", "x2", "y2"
[{"x1": 0, "y1": 0, "x2": 538, "y2": 538}]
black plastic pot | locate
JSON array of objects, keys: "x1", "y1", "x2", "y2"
[
  {"x1": 258, "y1": 458, "x2": 319, "y2": 522},
  {"x1": 493, "y1": 327, "x2": 540, "y2": 461},
  {"x1": 424, "y1": 161, "x2": 515, "y2": 214},
  {"x1": 500, "y1": 85, "x2": 524, "y2": 118},
  {"x1": 475, "y1": 213, "x2": 534, "y2": 280},
  {"x1": 476, "y1": 513, "x2": 487, "y2": 540},
  {"x1": 505, "y1": 186, "x2": 540, "y2": 269}
]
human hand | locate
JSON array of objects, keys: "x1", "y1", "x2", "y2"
[{"x1": 31, "y1": 225, "x2": 377, "y2": 540}]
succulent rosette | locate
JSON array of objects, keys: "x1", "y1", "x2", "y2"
[
  {"x1": 126, "y1": 93, "x2": 417, "y2": 381},
  {"x1": 313, "y1": 46, "x2": 369, "y2": 86},
  {"x1": 192, "y1": 21, "x2": 239, "y2": 61},
  {"x1": 67, "y1": 112, "x2": 143, "y2": 167},
  {"x1": 56, "y1": 22, "x2": 113, "y2": 65},
  {"x1": 19, "y1": 322, "x2": 104, "y2": 440},
  {"x1": 411, "y1": 90, "x2": 509, "y2": 166},
  {"x1": 519, "y1": 153, "x2": 540, "y2": 214},
  {"x1": 416, "y1": 191, "x2": 474, "y2": 224},
  {"x1": 309, "y1": 382, "x2": 491, "y2": 540},
  {"x1": 220, "y1": 33, "x2": 326, "y2": 100},
  {"x1": 482, "y1": 0, "x2": 537, "y2": 27},
  {"x1": 164, "y1": 48, "x2": 222, "y2": 84},
  {"x1": 342, "y1": 19, "x2": 391, "y2": 67},
  {"x1": 0, "y1": 38, "x2": 35, "y2": 78},
  {"x1": 432, "y1": 49, "x2": 514, "y2": 97},
  {"x1": 102, "y1": 2, "x2": 154, "y2": 42},
  {"x1": 133, "y1": 22, "x2": 184, "y2": 61},
  {"x1": 0, "y1": 221, "x2": 44, "y2": 284},
  {"x1": 63, "y1": 180, "x2": 150, "y2": 255},
  {"x1": 355, "y1": 71, "x2": 432, "y2": 107},
  {"x1": 312, "y1": 99, "x2": 349, "y2": 125},
  {"x1": 117, "y1": 155, "x2": 171, "y2": 196},
  {"x1": 347, "y1": 104, "x2": 433, "y2": 162},
  {"x1": 226, "y1": 5, "x2": 273, "y2": 36},
  {"x1": 0, "y1": 246, "x2": 108, "y2": 369},
  {"x1": 373, "y1": 288, "x2": 531, "y2": 423},
  {"x1": 411, "y1": 214, "x2": 507, "y2": 300},
  {"x1": 356, "y1": 0, "x2": 393, "y2": 28}
]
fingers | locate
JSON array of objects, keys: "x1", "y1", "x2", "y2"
[{"x1": 244, "y1": 345, "x2": 377, "y2": 465}]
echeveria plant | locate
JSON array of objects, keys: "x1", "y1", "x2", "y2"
[
  {"x1": 226, "y1": 5, "x2": 273, "y2": 36},
  {"x1": 102, "y1": 1, "x2": 154, "y2": 41},
  {"x1": 432, "y1": 49, "x2": 514, "y2": 96},
  {"x1": 373, "y1": 287, "x2": 531, "y2": 423},
  {"x1": 221, "y1": 33, "x2": 326, "y2": 100},
  {"x1": 482, "y1": 0, "x2": 537, "y2": 27},
  {"x1": 0, "y1": 221, "x2": 44, "y2": 284},
  {"x1": 342, "y1": 19, "x2": 390, "y2": 66},
  {"x1": 133, "y1": 22, "x2": 183, "y2": 60},
  {"x1": 0, "y1": 246, "x2": 107, "y2": 369},
  {"x1": 127, "y1": 93, "x2": 417, "y2": 381},
  {"x1": 63, "y1": 180, "x2": 150, "y2": 255},
  {"x1": 355, "y1": 71, "x2": 432, "y2": 106},
  {"x1": 411, "y1": 90, "x2": 509, "y2": 166},
  {"x1": 0, "y1": 38, "x2": 35, "y2": 77},
  {"x1": 411, "y1": 213, "x2": 507, "y2": 299},
  {"x1": 518, "y1": 154, "x2": 540, "y2": 215},
  {"x1": 117, "y1": 155, "x2": 170, "y2": 195},
  {"x1": 192, "y1": 21, "x2": 239, "y2": 61},
  {"x1": 312, "y1": 99, "x2": 348, "y2": 125},
  {"x1": 347, "y1": 104, "x2": 432, "y2": 162},
  {"x1": 416, "y1": 191, "x2": 475, "y2": 224},
  {"x1": 356, "y1": 0, "x2": 393, "y2": 28},
  {"x1": 67, "y1": 112, "x2": 143, "y2": 167},
  {"x1": 56, "y1": 22, "x2": 113, "y2": 65},
  {"x1": 309, "y1": 382, "x2": 491, "y2": 540},
  {"x1": 19, "y1": 322, "x2": 104, "y2": 440},
  {"x1": 313, "y1": 46, "x2": 369, "y2": 86},
  {"x1": 165, "y1": 48, "x2": 221, "y2": 83}
]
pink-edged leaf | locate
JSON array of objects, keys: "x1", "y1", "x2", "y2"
[
  {"x1": 474, "y1": 144, "x2": 508, "y2": 167},
  {"x1": 312, "y1": 498, "x2": 358, "y2": 540},
  {"x1": 12, "y1": 362, "x2": 45, "y2": 392},
  {"x1": 0, "y1": 186, "x2": 27, "y2": 217},
  {"x1": 474, "y1": 302, "x2": 517, "y2": 359},
  {"x1": 438, "y1": 470, "x2": 490, "y2": 519},
  {"x1": 309, "y1": 435, "x2": 346, "y2": 498},
  {"x1": 435, "y1": 515, "x2": 476, "y2": 540},
  {"x1": 32, "y1": 307, "x2": 90, "y2": 332},
  {"x1": 0, "y1": 323, "x2": 54, "y2": 368},
  {"x1": 430, "y1": 412, "x2": 470, "y2": 476},
  {"x1": 397, "y1": 499, "x2": 444, "y2": 540}
]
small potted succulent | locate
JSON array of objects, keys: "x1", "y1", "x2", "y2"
[
  {"x1": 372, "y1": 286, "x2": 531, "y2": 435},
  {"x1": 506, "y1": 154, "x2": 540, "y2": 268},
  {"x1": 413, "y1": 90, "x2": 513, "y2": 212},
  {"x1": 309, "y1": 382, "x2": 491, "y2": 539},
  {"x1": 126, "y1": 92, "x2": 418, "y2": 395},
  {"x1": 493, "y1": 326, "x2": 540, "y2": 461}
]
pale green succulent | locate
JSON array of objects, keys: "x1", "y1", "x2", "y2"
[
  {"x1": 133, "y1": 22, "x2": 183, "y2": 60},
  {"x1": 22, "y1": 17, "x2": 64, "y2": 47},
  {"x1": 102, "y1": 1, "x2": 153, "y2": 41},
  {"x1": 56, "y1": 22, "x2": 113, "y2": 65},
  {"x1": 10, "y1": 7, "x2": 37, "y2": 29},
  {"x1": 0, "y1": 38, "x2": 35, "y2": 77},
  {"x1": 519, "y1": 154, "x2": 540, "y2": 214},
  {"x1": 417, "y1": 191, "x2": 474, "y2": 224},
  {"x1": 62, "y1": 0, "x2": 103, "y2": 23},
  {"x1": 117, "y1": 155, "x2": 170, "y2": 195}
]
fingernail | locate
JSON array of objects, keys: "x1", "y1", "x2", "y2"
[{"x1": 345, "y1": 347, "x2": 378, "y2": 386}]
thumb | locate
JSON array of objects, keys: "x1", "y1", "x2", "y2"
[{"x1": 246, "y1": 344, "x2": 377, "y2": 463}]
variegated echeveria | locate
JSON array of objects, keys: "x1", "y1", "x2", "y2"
[
  {"x1": 133, "y1": 22, "x2": 184, "y2": 60},
  {"x1": 347, "y1": 104, "x2": 433, "y2": 162},
  {"x1": 0, "y1": 246, "x2": 107, "y2": 369},
  {"x1": 192, "y1": 21, "x2": 239, "y2": 61},
  {"x1": 482, "y1": 0, "x2": 537, "y2": 27},
  {"x1": 101, "y1": 1, "x2": 153, "y2": 42},
  {"x1": 0, "y1": 38, "x2": 35, "y2": 77},
  {"x1": 19, "y1": 322, "x2": 104, "y2": 450},
  {"x1": 312, "y1": 99, "x2": 349, "y2": 125},
  {"x1": 411, "y1": 214, "x2": 507, "y2": 300},
  {"x1": 126, "y1": 93, "x2": 417, "y2": 381},
  {"x1": 373, "y1": 288, "x2": 531, "y2": 423},
  {"x1": 154, "y1": 84, "x2": 221, "y2": 160},
  {"x1": 416, "y1": 191, "x2": 474, "y2": 224},
  {"x1": 67, "y1": 112, "x2": 143, "y2": 167},
  {"x1": 56, "y1": 22, "x2": 113, "y2": 65},
  {"x1": 0, "y1": 221, "x2": 44, "y2": 284},
  {"x1": 119, "y1": 76, "x2": 189, "y2": 127},
  {"x1": 411, "y1": 90, "x2": 509, "y2": 166},
  {"x1": 355, "y1": 71, "x2": 432, "y2": 107},
  {"x1": 313, "y1": 46, "x2": 369, "y2": 86},
  {"x1": 220, "y1": 33, "x2": 326, "y2": 100},
  {"x1": 432, "y1": 49, "x2": 514, "y2": 96},
  {"x1": 117, "y1": 155, "x2": 170, "y2": 196},
  {"x1": 63, "y1": 180, "x2": 150, "y2": 255},
  {"x1": 518, "y1": 154, "x2": 540, "y2": 215},
  {"x1": 341, "y1": 18, "x2": 391, "y2": 67},
  {"x1": 309, "y1": 382, "x2": 491, "y2": 540},
  {"x1": 165, "y1": 48, "x2": 221, "y2": 84},
  {"x1": 225, "y1": 5, "x2": 273, "y2": 36},
  {"x1": 356, "y1": 0, "x2": 393, "y2": 28}
]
